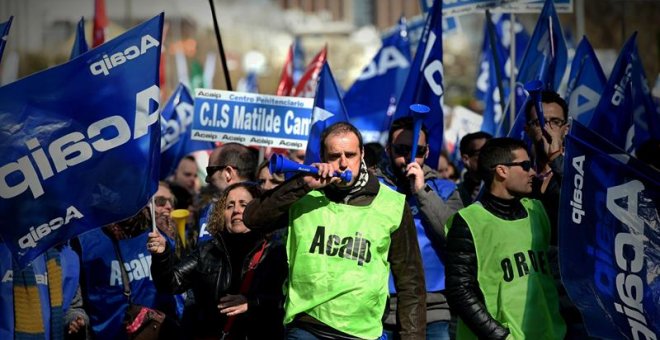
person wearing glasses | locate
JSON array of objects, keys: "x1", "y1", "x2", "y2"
[
  {"x1": 445, "y1": 138, "x2": 565, "y2": 340},
  {"x1": 197, "y1": 143, "x2": 258, "y2": 244},
  {"x1": 375, "y1": 117, "x2": 463, "y2": 340},
  {"x1": 153, "y1": 181, "x2": 190, "y2": 258},
  {"x1": 523, "y1": 91, "x2": 568, "y2": 228},
  {"x1": 243, "y1": 122, "x2": 426, "y2": 339},
  {"x1": 524, "y1": 90, "x2": 590, "y2": 339},
  {"x1": 457, "y1": 132, "x2": 492, "y2": 206}
]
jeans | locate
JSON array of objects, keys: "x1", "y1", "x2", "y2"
[
  {"x1": 382, "y1": 321, "x2": 450, "y2": 340},
  {"x1": 286, "y1": 327, "x2": 320, "y2": 340},
  {"x1": 287, "y1": 326, "x2": 390, "y2": 340}
]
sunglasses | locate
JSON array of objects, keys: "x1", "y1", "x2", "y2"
[
  {"x1": 154, "y1": 196, "x2": 176, "y2": 207},
  {"x1": 391, "y1": 144, "x2": 428, "y2": 158},
  {"x1": 492, "y1": 160, "x2": 533, "y2": 172},
  {"x1": 206, "y1": 165, "x2": 229, "y2": 177}
]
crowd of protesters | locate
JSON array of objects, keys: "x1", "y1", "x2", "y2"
[{"x1": 5, "y1": 90, "x2": 647, "y2": 339}]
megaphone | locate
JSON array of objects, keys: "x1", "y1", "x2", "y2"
[
  {"x1": 269, "y1": 154, "x2": 352, "y2": 183},
  {"x1": 409, "y1": 104, "x2": 430, "y2": 164},
  {"x1": 171, "y1": 209, "x2": 190, "y2": 248}
]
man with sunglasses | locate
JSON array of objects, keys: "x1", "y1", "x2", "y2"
[
  {"x1": 376, "y1": 117, "x2": 463, "y2": 340},
  {"x1": 445, "y1": 138, "x2": 565, "y2": 340},
  {"x1": 457, "y1": 132, "x2": 492, "y2": 206}
]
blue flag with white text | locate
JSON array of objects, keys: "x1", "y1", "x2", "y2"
[
  {"x1": 0, "y1": 16, "x2": 13, "y2": 64},
  {"x1": 565, "y1": 37, "x2": 606, "y2": 126},
  {"x1": 160, "y1": 83, "x2": 214, "y2": 179},
  {"x1": 305, "y1": 62, "x2": 350, "y2": 165},
  {"x1": 0, "y1": 14, "x2": 164, "y2": 266},
  {"x1": 559, "y1": 121, "x2": 659, "y2": 339},
  {"x1": 70, "y1": 17, "x2": 89, "y2": 60},
  {"x1": 512, "y1": 0, "x2": 568, "y2": 116},
  {"x1": 475, "y1": 13, "x2": 529, "y2": 104},
  {"x1": 588, "y1": 32, "x2": 660, "y2": 154},
  {"x1": 344, "y1": 17, "x2": 411, "y2": 144},
  {"x1": 394, "y1": 0, "x2": 444, "y2": 169}
]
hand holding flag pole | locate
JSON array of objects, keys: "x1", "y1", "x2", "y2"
[
  {"x1": 409, "y1": 104, "x2": 430, "y2": 164},
  {"x1": 524, "y1": 80, "x2": 552, "y2": 144},
  {"x1": 269, "y1": 154, "x2": 352, "y2": 183}
]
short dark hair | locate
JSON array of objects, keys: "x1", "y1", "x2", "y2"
[
  {"x1": 217, "y1": 143, "x2": 258, "y2": 181},
  {"x1": 524, "y1": 90, "x2": 568, "y2": 121},
  {"x1": 320, "y1": 122, "x2": 364, "y2": 160},
  {"x1": 387, "y1": 117, "x2": 429, "y2": 146},
  {"x1": 364, "y1": 142, "x2": 384, "y2": 168},
  {"x1": 478, "y1": 137, "x2": 528, "y2": 187},
  {"x1": 460, "y1": 131, "x2": 493, "y2": 156}
]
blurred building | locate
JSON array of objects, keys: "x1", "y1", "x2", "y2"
[{"x1": 0, "y1": 0, "x2": 658, "y2": 104}]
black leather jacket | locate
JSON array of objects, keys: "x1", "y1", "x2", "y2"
[
  {"x1": 445, "y1": 192, "x2": 530, "y2": 339},
  {"x1": 151, "y1": 237, "x2": 232, "y2": 337},
  {"x1": 151, "y1": 233, "x2": 288, "y2": 339}
]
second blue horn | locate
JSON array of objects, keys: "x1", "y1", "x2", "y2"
[
  {"x1": 409, "y1": 104, "x2": 430, "y2": 164},
  {"x1": 269, "y1": 154, "x2": 352, "y2": 183}
]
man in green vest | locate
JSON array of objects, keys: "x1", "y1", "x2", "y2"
[
  {"x1": 445, "y1": 137, "x2": 566, "y2": 340},
  {"x1": 244, "y1": 122, "x2": 426, "y2": 339}
]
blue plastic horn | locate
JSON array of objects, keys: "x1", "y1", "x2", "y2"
[
  {"x1": 268, "y1": 154, "x2": 352, "y2": 183},
  {"x1": 409, "y1": 104, "x2": 430, "y2": 164}
]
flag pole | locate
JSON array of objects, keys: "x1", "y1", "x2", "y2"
[
  {"x1": 485, "y1": 10, "x2": 507, "y2": 118},
  {"x1": 208, "y1": 0, "x2": 233, "y2": 91},
  {"x1": 509, "y1": 13, "x2": 517, "y2": 130}
]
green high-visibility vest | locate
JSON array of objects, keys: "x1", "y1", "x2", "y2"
[
  {"x1": 449, "y1": 198, "x2": 566, "y2": 340},
  {"x1": 285, "y1": 183, "x2": 405, "y2": 339}
]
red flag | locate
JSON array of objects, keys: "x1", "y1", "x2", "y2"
[
  {"x1": 92, "y1": 0, "x2": 108, "y2": 47},
  {"x1": 291, "y1": 46, "x2": 327, "y2": 98},
  {"x1": 276, "y1": 44, "x2": 294, "y2": 96}
]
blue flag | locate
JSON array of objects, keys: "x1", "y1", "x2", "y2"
[
  {"x1": 344, "y1": 17, "x2": 411, "y2": 144},
  {"x1": 475, "y1": 13, "x2": 530, "y2": 103},
  {"x1": 237, "y1": 71, "x2": 259, "y2": 94},
  {"x1": 293, "y1": 36, "x2": 305, "y2": 84},
  {"x1": 559, "y1": 121, "x2": 659, "y2": 339},
  {"x1": 393, "y1": 0, "x2": 444, "y2": 169},
  {"x1": 0, "y1": 14, "x2": 164, "y2": 266},
  {"x1": 0, "y1": 16, "x2": 13, "y2": 64},
  {"x1": 588, "y1": 32, "x2": 660, "y2": 154},
  {"x1": 479, "y1": 14, "x2": 514, "y2": 135},
  {"x1": 565, "y1": 37, "x2": 606, "y2": 126},
  {"x1": 70, "y1": 17, "x2": 89, "y2": 60},
  {"x1": 512, "y1": 0, "x2": 568, "y2": 115},
  {"x1": 304, "y1": 62, "x2": 350, "y2": 165},
  {"x1": 160, "y1": 83, "x2": 214, "y2": 179}
]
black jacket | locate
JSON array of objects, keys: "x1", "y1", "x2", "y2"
[
  {"x1": 445, "y1": 192, "x2": 530, "y2": 340},
  {"x1": 151, "y1": 232, "x2": 287, "y2": 339},
  {"x1": 151, "y1": 237, "x2": 232, "y2": 338},
  {"x1": 243, "y1": 173, "x2": 426, "y2": 339}
]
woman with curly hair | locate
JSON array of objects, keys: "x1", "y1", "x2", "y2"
[{"x1": 147, "y1": 182, "x2": 288, "y2": 339}]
